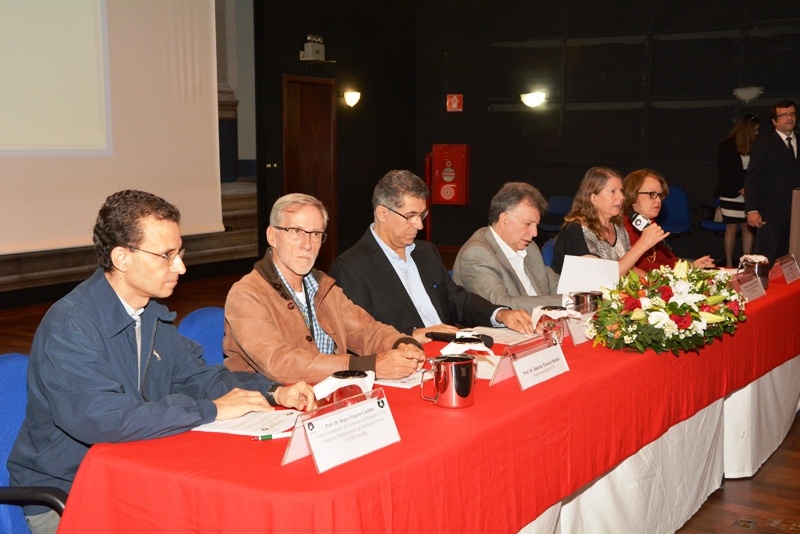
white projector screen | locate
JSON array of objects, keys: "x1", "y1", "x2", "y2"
[{"x1": 0, "y1": 0, "x2": 224, "y2": 255}]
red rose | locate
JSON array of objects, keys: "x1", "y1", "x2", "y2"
[
  {"x1": 659, "y1": 285, "x2": 673, "y2": 302},
  {"x1": 700, "y1": 304, "x2": 712, "y2": 313},
  {"x1": 727, "y1": 301, "x2": 740, "y2": 316},
  {"x1": 670, "y1": 313, "x2": 692, "y2": 329},
  {"x1": 623, "y1": 297, "x2": 642, "y2": 312}
]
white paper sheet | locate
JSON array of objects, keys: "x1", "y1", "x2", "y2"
[
  {"x1": 193, "y1": 409, "x2": 301, "y2": 437},
  {"x1": 468, "y1": 326, "x2": 536, "y2": 346},
  {"x1": 556, "y1": 255, "x2": 619, "y2": 294},
  {"x1": 374, "y1": 370, "x2": 432, "y2": 389}
]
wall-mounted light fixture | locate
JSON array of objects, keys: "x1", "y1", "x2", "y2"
[
  {"x1": 520, "y1": 91, "x2": 546, "y2": 108},
  {"x1": 733, "y1": 86, "x2": 763, "y2": 103},
  {"x1": 343, "y1": 91, "x2": 361, "y2": 107}
]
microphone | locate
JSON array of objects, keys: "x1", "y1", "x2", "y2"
[
  {"x1": 425, "y1": 331, "x2": 494, "y2": 349},
  {"x1": 629, "y1": 210, "x2": 651, "y2": 232}
]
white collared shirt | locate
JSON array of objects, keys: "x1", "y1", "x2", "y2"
[
  {"x1": 777, "y1": 130, "x2": 796, "y2": 157},
  {"x1": 490, "y1": 226, "x2": 537, "y2": 296}
]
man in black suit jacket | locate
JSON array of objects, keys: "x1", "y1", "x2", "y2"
[
  {"x1": 745, "y1": 99, "x2": 800, "y2": 263},
  {"x1": 330, "y1": 170, "x2": 532, "y2": 345}
]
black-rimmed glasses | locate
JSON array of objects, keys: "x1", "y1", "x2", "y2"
[
  {"x1": 382, "y1": 205, "x2": 429, "y2": 224},
  {"x1": 637, "y1": 191, "x2": 667, "y2": 200},
  {"x1": 273, "y1": 226, "x2": 327, "y2": 243},
  {"x1": 130, "y1": 246, "x2": 186, "y2": 264}
]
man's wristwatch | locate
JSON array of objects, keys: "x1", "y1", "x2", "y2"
[{"x1": 266, "y1": 383, "x2": 280, "y2": 407}]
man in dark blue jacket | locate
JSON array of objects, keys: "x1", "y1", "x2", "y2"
[{"x1": 7, "y1": 190, "x2": 315, "y2": 534}]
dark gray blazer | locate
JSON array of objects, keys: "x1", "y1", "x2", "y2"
[{"x1": 329, "y1": 230, "x2": 499, "y2": 335}]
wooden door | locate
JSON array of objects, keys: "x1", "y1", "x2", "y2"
[{"x1": 282, "y1": 75, "x2": 337, "y2": 272}]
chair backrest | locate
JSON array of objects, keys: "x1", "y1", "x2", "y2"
[
  {"x1": 547, "y1": 196, "x2": 574, "y2": 216},
  {"x1": 699, "y1": 198, "x2": 727, "y2": 233},
  {"x1": 0, "y1": 353, "x2": 32, "y2": 533},
  {"x1": 540, "y1": 196, "x2": 575, "y2": 234},
  {"x1": 541, "y1": 238, "x2": 556, "y2": 267},
  {"x1": 177, "y1": 307, "x2": 226, "y2": 365},
  {"x1": 659, "y1": 185, "x2": 693, "y2": 234}
]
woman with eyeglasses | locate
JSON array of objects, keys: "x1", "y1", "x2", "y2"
[
  {"x1": 622, "y1": 169, "x2": 715, "y2": 271},
  {"x1": 551, "y1": 166, "x2": 669, "y2": 276},
  {"x1": 715, "y1": 115, "x2": 760, "y2": 267}
]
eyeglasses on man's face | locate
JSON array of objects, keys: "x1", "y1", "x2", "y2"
[
  {"x1": 637, "y1": 191, "x2": 667, "y2": 200},
  {"x1": 382, "y1": 205, "x2": 429, "y2": 224},
  {"x1": 273, "y1": 225, "x2": 327, "y2": 243},
  {"x1": 775, "y1": 112, "x2": 797, "y2": 120},
  {"x1": 130, "y1": 246, "x2": 186, "y2": 264}
]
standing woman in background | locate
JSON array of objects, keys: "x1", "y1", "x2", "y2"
[{"x1": 715, "y1": 114, "x2": 760, "y2": 267}]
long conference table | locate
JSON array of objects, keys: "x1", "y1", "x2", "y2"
[{"x1": 58, "y1": 277, "x2": 800, "y2": 533}]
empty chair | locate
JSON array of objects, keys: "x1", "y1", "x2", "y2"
[
  {"x1": 0, "y1": 353, "x2": 69, "y2": 533},
  {"x1": 658, "y1": 185, "x2": 693, "y2": 235},
  {"x1": 177, "y1": 307, "x2": 226, "y2": 365},
  {"x1": 541, "y1": 237, "x2": 556, "y2": 267},
  {"x1": 698, "y1": 198, "x2": 727, "y2": 234},
  {"x1": 539, "y1": 196, "x2": 574, "y2": 236}
]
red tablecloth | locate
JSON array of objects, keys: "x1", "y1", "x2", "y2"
[{"x1": 58, "y1": 279, "x2": 800, "y2": 533}]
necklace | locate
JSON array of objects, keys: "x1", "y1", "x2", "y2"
[{"x1": 646, "y1": 246, "x2": 657, "y2": 263}]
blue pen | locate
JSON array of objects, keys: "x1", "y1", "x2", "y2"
[{"x1": 252, "y1": 431, "x2": 292, "y2": 441}]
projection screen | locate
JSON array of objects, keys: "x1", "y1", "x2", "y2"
[{"x1": 0, "y1": 0, "x2": 224, "y2": 255}]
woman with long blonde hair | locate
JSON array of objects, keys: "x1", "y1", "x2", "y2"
[{"x1": 551, "y1": 167, "x2": 668, "y2": 276}]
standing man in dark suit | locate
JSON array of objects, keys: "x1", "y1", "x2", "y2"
[
  {"x1": 329, "y1": 170, "x2": 533, "y2": 345},
  {"x1": 745, "y1": 99, "x2": 800, "y2": 263}
]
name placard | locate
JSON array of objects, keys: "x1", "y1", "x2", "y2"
[
  {"x1": 565, "y1": 311, "x2": 595, "y2": 345},
  {"x1": 731, "y1": 271, "x2": 766, "y2": 301},
  {"x1": 775, "y1": 254, "x2": 800, "y2": 284},
  {"x1": 281, "y1": 388, "x2": 399, "y2": 473},
  {"x1": 490, "y1": 338, "x2": 570, "y2": 389},
  {"x1": 511, "y1": 343, "x2": 570, "y2": 390}
]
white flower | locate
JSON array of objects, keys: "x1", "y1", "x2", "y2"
[
  {"x1": 669, "y1": 280, "x2": 705, "y2": 310},
  {"x1": 639, "y1": 297, "x2": 653, "y2": 310},
  {"x1": 692, "y1": 319, "x2": 706, "y2": 335},
  {"x1": 647, "y1": 310, "x2": 671, "y2": 328}
]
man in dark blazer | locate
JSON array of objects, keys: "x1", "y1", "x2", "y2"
[
  {"x1": 330, "y1": 170, "x2": 532, "y2": 345},
  {"x1": 745, "y1": 99, "x2": 800, "y2": 263}
]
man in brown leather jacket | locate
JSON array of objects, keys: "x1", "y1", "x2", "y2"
[{"x1": 224, "y1": 193, "x2": 424, "y2": 384}]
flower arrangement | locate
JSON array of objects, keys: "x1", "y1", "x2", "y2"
[{"x1": 586, "y1": 261, "x2": 747, "y2": 355}]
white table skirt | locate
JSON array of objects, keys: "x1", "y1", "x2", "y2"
[
  {"x1": 723, "y1": 354, "x2": 800, "y2": 478},
  {"x1": 520, "y1": 399, "x2": 724, "y2": 534},
  {"x1": 519, "y1": 353, "x2": 800, "y2": 534}
]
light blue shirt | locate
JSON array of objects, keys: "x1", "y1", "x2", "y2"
[
  {"x1": 370, "y1": 225, "x2": 442, "y2": 327},
  {"x1": 370, "y1": 225, "x2": 504, "y2": 328},
  {"x1": 117, "y1": 295, "x2": 145, "y2": 390}
]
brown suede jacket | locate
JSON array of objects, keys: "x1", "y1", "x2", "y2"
[{"x1": 223, "y1": 249, "x2": 417, "y2": 384}]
